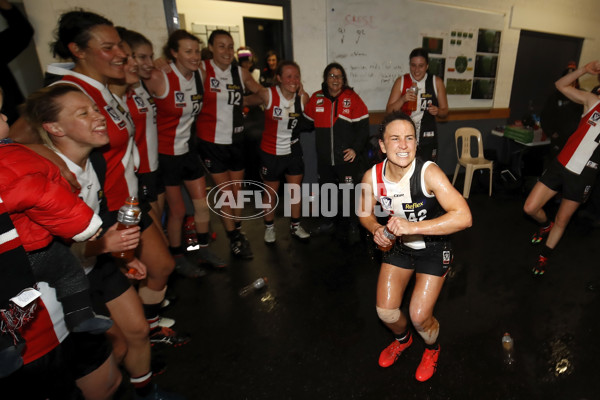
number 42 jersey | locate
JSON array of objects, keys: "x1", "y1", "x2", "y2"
[{"x1": 371, "y1": 157, "x2": 443, "y2": 249}]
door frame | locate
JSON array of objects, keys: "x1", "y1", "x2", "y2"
[{"x1": 163, "y1": 0, "x2": 292, "y2": 60}]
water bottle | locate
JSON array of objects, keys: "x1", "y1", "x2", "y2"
[
  {"x1": 502, "y1": 332, "x2": 515, "y2": 365},
  {"x1": 111, "y1": 196, "x2": 142, "y2": 261},
  {"x1": 378, "y1": 226, "x2": 396, "y2": 252},
  {"x1": 239, "y1": 277, "x2": 268, "y2": 297}
]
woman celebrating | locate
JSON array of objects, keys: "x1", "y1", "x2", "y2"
[
  {"x1": 386, "y1": 48, "x2": 448, "y2": 162},
  {"x1": 359, "y1": 112, "x2": 471, "y2": 382},
  {"x1": 524, "y1": 60, "x2": 600, "y2": 275},
  {"x1": 45, "y1": 10, "x2": 187, "y2": 348},
  {"x1": 246, "y1": 60, "x2": 310, "y2": 243},
  {"x1": 141, "y1": 29, "x2": 226, "y2": 273},
  {"x1": 195, "y1": 29, "x2": 264, "y2": 259},
  {"x1": 303, "y1": 62, "x2": 370, "y2": 243}
]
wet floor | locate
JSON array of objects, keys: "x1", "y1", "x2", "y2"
[{"x1": 142, "y1": 188, "x2": 600, "y2": 400}]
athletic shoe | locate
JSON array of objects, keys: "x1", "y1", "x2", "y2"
[
  {"x1": 230, "y1": 233, "x2": 253, "y2": 259},
  {"x1": 264, "y1": 225, "x2": 276, "y2": 244},
  {"x1": 290, "y1": 224, "x2": 310, "y2": 242},
  {"x1": 134, "y1": 383, "x2": 186, "y2": 400},
  {"x1": 198, "y1": 246, "x2": 227, "y2": 269},
  {"x1": 174, "y1": 254, "x2": 206, "y2": 278},
  {"x1": 378, "y1": 335, "x2": 413, "y2": 368},
  {"x1": 151, "y1": 356, "x2": 167, "y2": 377},
  {"x1": 532, "y1": 254, "x2": 548, "y2": 276},
  {"x1": 149, "y1": 327, "x2": 191, "y2": 347},
  {"x1": 531, "y1": 222, "x2": 554, "y2": 244},
  {"x1": 157, "y1": 317, "x2": 175, "y2": 329},
  {"x1": 415, "y1": 346, "x2": 440, "y2": 382}
]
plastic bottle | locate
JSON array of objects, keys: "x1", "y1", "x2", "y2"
[
  {"x1": 407, "y1": 81, "x2": 419, "y2": 112},
  {"x1": 111, "y1": 196, "x2": 142, "y2": 261},
  {"x1": 502, "y1": 332, "x2": 515, "y2": 365},
  {"x1": 378, "y1": 226, "x2": 396, "y2": 252},
  {"x1": 239, "y1": 277, "x2": 268, "y2": 297}
]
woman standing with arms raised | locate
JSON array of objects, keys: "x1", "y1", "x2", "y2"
[{"x1": 195, "y1": 29, "x2": 265, "y2": 259}]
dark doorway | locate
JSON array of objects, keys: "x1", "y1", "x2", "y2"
[
  {"x1": 508, "y1": 30, "x2": 583, "y2": 124},
  {"x1": 243, "y1": 17, "x2": 284, "y2": 71}
]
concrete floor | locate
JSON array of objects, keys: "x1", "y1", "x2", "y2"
[{"x1": 145, "y1": 186, "x2": 600, "y2": 400}]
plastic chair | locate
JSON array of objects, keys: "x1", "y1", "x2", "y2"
[{"x1": 451, "y1": 128, "x2": 493, "y2": 199}]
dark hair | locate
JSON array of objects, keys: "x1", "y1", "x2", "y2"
[
  {"x1": 275, "y1": 60, "x2": 301, "y2": 78},
  {"x1": 52, "y1": 10, "x2": 113, "y2": 60},
  {"x1": 24, "y1": 85, "x2": 85, "y2": 145},
  {"x1": 208, "y1": 29, "x2": 232, "y2": 46},
  {"x1": 322, "y1": 62, "x2": 350, "y2": 88},
  {"x1": 378, "y1": 111, "x2": 416, "y2": 140},
  {"x1": 117, "y1": 28, "x2": 152, "y2": 53},
  {"x1": 409, "y1": 48, "x2": 429, "y2": 64},
  {"x1": 163, "y1": 29, "x2": 200, "y2": 61}
]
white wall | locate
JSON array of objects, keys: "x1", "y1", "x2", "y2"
[
  {"x1": 22, "y1": 0, "x2": 168, "y2": 72},
  {"x1": 291, "y1": 0, "x2": 600, "y2": 108},
  {"x1": 176, "y1": 0, "x2": 282, "y2": 47}
]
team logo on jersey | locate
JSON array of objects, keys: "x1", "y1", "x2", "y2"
[
  {"x1": 380, "y1": 196, "x2": 393, "y2": 210},
  {"x1": 204, "y1": 158, "x2": 212, "y2": 168},
  {"x1": 210, "y1": 78, "x2": 221, "y2": 92},
  {"x1": 133, "y1": 95, "x2": 148, "y2": 113},
  {"x1": 273, "y1": 107, "x2": 283, "y2": 120},
  {"x1": 316, "y1": 98, "x2": 324, "y2": 106},
  {"x1": 261, "y1": 166, "x2": 268, "y2": 176},
  {"x1": 104, "y1": 105, "x2": 126, "y2": 129},
  {"x1": 343, "y1": 99, "x2": 351, "y2": 108},
  {"x1": 344, "y1": 176, "x2": 353, "y2": 184},
  {"x1": 587, "y1": 111, "x2": 600, "y2": 126},
  {"x1": 174, "y1": 91, "x2": 186, "y2": 108},
  {"x1": 586, "y1": 160, "x2": 599, "y2": 170}
]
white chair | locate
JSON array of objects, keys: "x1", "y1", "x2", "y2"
[{"x1": 451, "y1": 128, "x2": 493, "y2": 199}]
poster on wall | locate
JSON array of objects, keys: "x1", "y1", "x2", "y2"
[
  {"x1": 444, "y1": 27, "x2": 477, "y2": 98},
  {"x1": 471, "y1": 29, "x2": 501, "y2": 100}
]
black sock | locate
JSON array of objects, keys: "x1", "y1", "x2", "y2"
[
  {"x1": 265, "y1": 221, "x2": 274, "y2": 227},
  {"x1": 425, "y1": 342, "x2": 439, "y2": 350},
  {"x1": 291, "y1": 218, "x2": 300, "y2": 225},
  {"x1": 143, "y1": 303, "x2": 161, "y2": 325},
  {"x1": 394, "y1": 330, "x2": 411, "y2": 343},
  {"x1": 235, "y1": 221, "x2": 242, "y2": 230},
  {"x1": 541, "y1": 245, "x2": 553, "y2": 258},
  {"x1": 197, "y1": 233, "x2": 209, "y2": 247},
  {"x1": 226, "y1": 229, "x2": 238, "y2": 240}
]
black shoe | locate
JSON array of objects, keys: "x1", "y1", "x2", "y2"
[
  {"x1": 230, "y1": 233, "x2": 253, "y2": 259},
  {"x1": 134, "y1": 384, "x2": 186, "y2": 400},
  {"x1": 150, "y1": 327, "x2": 191, "y2": 347}
]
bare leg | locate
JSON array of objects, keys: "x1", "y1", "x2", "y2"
[
  {"x1": 75, "y1": 352, "x2": 121, "y2": 400},
  {"x1": 375, "y1": 263, "x2": 414, "y2": 334},
  {"x1": 545, "y1": 198, "x2": 581, "y2": 249},
  {"x1": 523, "y1": 181, "x2": 558, "y2": 223},
  {"x1": 409, "y1": 273, "x2": 445, "y2": 345}
]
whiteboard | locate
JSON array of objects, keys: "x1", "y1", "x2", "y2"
[{"x1": 326, "y1": 0, "x2": 505, "y2": 111}]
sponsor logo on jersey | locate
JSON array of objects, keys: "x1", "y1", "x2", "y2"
[
  {"x1": 133, "y1": 95, "x2": 148, "y2": 113},
  {"x1": 175, "y1": 91, "x2": 186, "y2": 108},
  {"x1": 316, "y1": 107, "x2": 325, "y2": 112},
  {"x1": 343, "y1": 108, "x2": 350, "y2": 114},
  {"x1": 210, "y1": 78, "x2": 221, "y2": 92},
  {"x1": 423, "y1": 131, "x2": 435, "y2": 137},
  {"x1": 380, "y1": 196, "x2": 393, "y2": 210},
  {"x1": 343, "y1": 99, "x2": 351, "y2": 108},
  {"x1": 273, "y1": 107, "x2": 283, "y2": 120},
  {"x1": 316, "y1": 98, "x2": 324, "y2": 106},
  {"x1": 191, "y1": 94, "x2": 203, "y2": 102},
  {"x1": 289, "y1": 112, "x2": 300, "y2": 118},
  {"x1": 587, "y1": 111, "x2": 600, "y2": 126},
  {"x1": 404, "y1": 201, "x2": 424, "y2": 210},
  {"x1": 104, "y1": 105, "x2": 126, "y2": 129},
  {"x1": 226, "y1": 84, "x2": 241, "y2": 91}
]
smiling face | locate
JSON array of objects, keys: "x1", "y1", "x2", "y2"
[
  {"x1": 172, "y1": 38, "x2": 201, "y2": 75},
  {"x1": 326, "y1": 67, "x2": 344, "y2": 97},
  {"x1": 277, "y1": 65, "x2": 301, "y2": 97},
  {"x1": 209, "y1": 33, "x2": 235, "y2": 70},
  {"x1": 409, "y1": 56, "x2": 428, "y2": 82},
  {"x1": 121, "y1": 42, "x2": 139, "y2": 85},
  {"x1": 379, "y1": 119, "x2": 417, "y2": 169},
  {"x1": 132, "y1": 43, "x2": 154, "y2": 80},
  {"x1": 47, "y1": 91, "x2": 109, "y2": 149},
  {"x1": 73, "y1": 25, "x2": 127, "y2": 83},
  {"x1": 267, "y1": 54, "x2": 278, "y2": 71}
]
